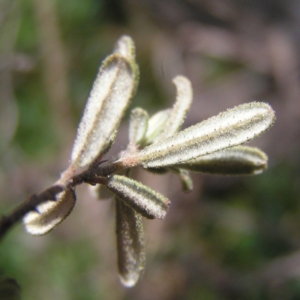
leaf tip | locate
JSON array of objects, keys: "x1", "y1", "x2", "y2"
[
  {"x1": 114, "y1": 35, "x2": 136, "y2": 61},
  {"x1": 23, "y1": 188, "x2": 76, "y2": 235},
  {"x1": 119, "y1": 272, "x2": 143, "y2": 288}
]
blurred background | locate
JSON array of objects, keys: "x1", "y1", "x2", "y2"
[{"x1": 1, "y1": 0, "x2": 300, "y2": 299}]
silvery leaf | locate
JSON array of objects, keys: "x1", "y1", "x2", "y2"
[
  {"x1": 175, "y1": 168, "x2": 194, "y2": 192},
  {"x1": 23, "y1": 188, "x2": 76, "y2": 235},
  {"x1": 155, "y1": 76, "x2": 192, "y2": 141},
  {"x1": 116, "y1": 198, "x2": 145, "y2": 287},
  {"x1": 70, "y1": 36, "x2": 138, "y2": 169},
  {"x1": 143, "y1": 109, "x2": 171, "y2": 146},
  {"x1": 106, "y1": 175, "x2": 170, "y2": 219},
  {"x1": 121, "y1": 102, "x2": 275, "y2": 168},
  {"x1": 178, "y1": 146, "x2": 268, "y2": 175},
  {"x1": 128, "y1": 107, "x2": 148, "y2": 148},
  {"x1": 114, "y1": 35, "x2": 136, "y2": 61}
]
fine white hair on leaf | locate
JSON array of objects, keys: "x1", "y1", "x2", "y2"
[
  {"x1": 178, "y1": 146, "x2": 268, "y2": 175},
  {"x1": 106, "y1": 175, "x2": 170, "y2": 219},
  {"x1": 114, "y1": 35, "x2": 136, "y2": 61},
  {"x1": 143, "y1": 109, "x2": 171, "y2": 145},
  {"x1": 70, "y1": 54, "x2": 136, "y2": 168},
  {"x1": 70, "y1": 36, "x2": 139, "y2": 169},
  {"x1": 23, "y1": 188, "x2": 76, "y2": 235},
  {"x1": 155, "y1": 76, "x2": 193, "y2": 141},
  {"x1": 116, "y1": 198, "x2": 145, "y2": 287},
  {"x1": 122, "y1": 102, "x2": 275, "y2": 168},
  {"x1": 173, "y1": 168, "x2": 194, "y2": 192},
  {"x1": 128, "y1": 107, "x2": 149, "y2": 148}
]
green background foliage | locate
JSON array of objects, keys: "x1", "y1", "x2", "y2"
[{"x1": 1, "y1": 0, "x2": 300, "y2": 299}]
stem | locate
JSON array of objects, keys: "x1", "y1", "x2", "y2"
[
  {"x1": 0, "y1": 185, "x2": 63, "y2": 241},
  {"x1": 0, "y1": 160, "x2": 124, "y2": 241}
]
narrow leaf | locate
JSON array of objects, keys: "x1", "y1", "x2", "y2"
[
  {"x1": 176, "y1": 168, "x2": 194, "y2": 192},
  {"x1": 114, "y1": 35, "x2": 139, "y2": 97},
  {"x1": 178, "y1": 146, "x2": 268, "y2": 175},
  {"x1": 116, "y1": 198, "x2": 145, "y2": 287},
  {"x1": 143, "y1": 109, "x2": 171, "y2": 145},
  {"x1": 71, "y1": 38, "x2": 138, "y2": 168},
  {"x1": 106, "y1": 175, "x2": 170, "y2": 219},
  {"x1": 155, "y1": 76, "x2": 192, "y2": 141},
  {"x1": 23, "y1": 188, "x2": 76, "y2": 235},
  {"x1": 128, "y1": 108, "x2": 148, "y2": 148},
  {"x1": 114, "y1": 35, "x2": 136, "y2": 61},
  {"x1": 121, "y1": 102, "x2": 275, "y2": 168}
]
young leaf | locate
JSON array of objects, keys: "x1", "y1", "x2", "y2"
[
  {"x1": 174, "y1": 168, "x2": 194, "y2": 192},
  {"x1": 114, "y1": 35, "x2": 139, "y2": 97},
  {"x1": 143, "y1": 109, "x2": 171, "y2": 145},
  {"x1": 116, "y1": 198, "x2": 145, "y2": 287},
  {"x1": 114, "y1": 35, "x2": 136, "y2": 61},
  {"x1": 70, "y1": 37, "x2": 139, "y2": 169},
  {"x1": 23, "y1": 188, "x2": 76, "y2": 235},
  {"x1": 121, "y1": 102, "x2": 275, "y2": 168},
  {"x1": 178, "y1": 146, "x2": 268, "y2": 175},
  {"x1": 128, "y1": 108, "x2": 148, "y2": 148},
  {"x1": 106, "y1": 175, "x2": 170, "y2": 219},
  {"x1": 155, "y1": 76, "x2": 192, "y2": 141}
]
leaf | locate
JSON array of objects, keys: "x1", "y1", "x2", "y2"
[
  {"x1": 114, "y1": 35, "x2": 136, "y2": 61},
  {"x1": 121, "y1": 102, "x2": 275, "y2": 168},
  {"x1": 143, "y1": 109, "x2": 171, "y2": 145},
  {"x1": 178, "y1": 146, "x2": 268, "y2": 175},
  {"x1": 128, "y1": 108, "x2": 148, "y2": 148},
  {"x1": 174, "y1": 168, "x2": 194, "y2": 192},
  {"x1": 23, "y1": 188, "x2": 76, "y2": 235},
  {"x1": 70, "y1": 36, "x2": 139, "y2": 169},
  {"x1": 155, "y1": 76, "x2": 192, "y2": 141},
  {"x1": 113, "y1": 35, "x2": 139, "y2": 98},
  {"x1": 116, "y1": 198, "x2": 145, "y2": 287},
  {"x1": 106, "y1": 175, "x2": 170, "y2": 219}
]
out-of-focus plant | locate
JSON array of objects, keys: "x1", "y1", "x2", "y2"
[
  {"x1": 0, "y1": 276, "x2": 21, "y2": 300},
  {"x1": 0, "y1": 36, "x2": 275, "y2": 287}
]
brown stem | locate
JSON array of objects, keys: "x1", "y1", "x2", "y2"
[
  {"x1": 0, "y1": 185, "x2": 63, "y2": 241},
  {"x1": 0, "y1": 161, "x2": 123, "y2": 241}
]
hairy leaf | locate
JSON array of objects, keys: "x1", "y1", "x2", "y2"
[
  {"x1": 175, "y1": 168, "x2": 194, "y2": 192},
  {"x1": 70, "y1": 36, "x2": 138, "y2": 168},
  {"x1": 178, "y1": 146, "x2": 268, "y2": 175},
  {"x1": 122, "y1": 102, "x2": 275, "y2": 168},
  {"x1": 155, "y1": 76, "x2": 192, "y2": 140},
  {"x1": 23, "y1": 188, "x2": 76, "y2": 235},
  {"x1": 116, "y1": 198, "x2": 145, "y2": 287},
  {"x1": 106, "y1": 175, "x2": 170, "y2": 219},
  {"x1": 128, "y1": 107, "x2": 148, "y2": 148},
  {"x1": 114, "y1": 35, "x2": 136, "y2": 61},
  {"x1": 143, "y1": 109, "x2": 171, "y2": 145}
]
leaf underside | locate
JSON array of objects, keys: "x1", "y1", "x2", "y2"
[
  {"x1": 128, "y1": 107, "x2": 149, "y2": 148},
  {"x1": 179, "y1": 146, "x2": 268, "y2": 175},
  {"x1": 116, "y1": 198, "x2": 145, "y2": 287},
  {"x1": 129, "y1": 102, "x2": 275, "y2": 168},
  {"x1": 106, "y1": 175, "x2": 170, "y2": 219},
  {"x1": 71, "y1": 54, "x2": 137, "y2": 168},
  {"x1": 23, "y1": 188, "x2": 76, "y2": 235}
]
